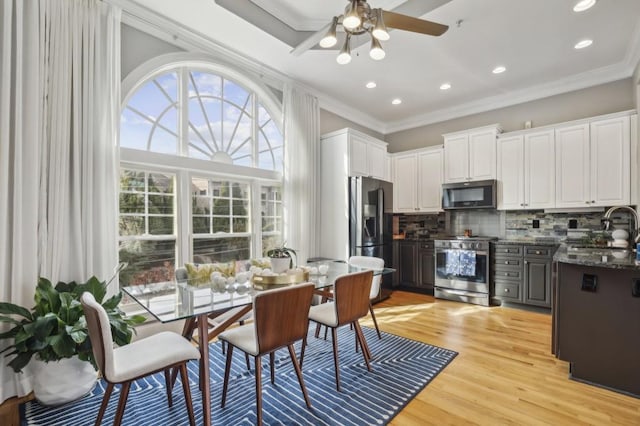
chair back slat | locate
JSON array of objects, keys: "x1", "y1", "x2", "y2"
[
  {"x1": 334, "y1": 270, "x2": 373, "y2": 325},
  {"x1": 80, "y1": 292, "x2": 115, "y2": 380},
  {"x1": 254, "y1": 283, "x2": 315, "y2": 354}
]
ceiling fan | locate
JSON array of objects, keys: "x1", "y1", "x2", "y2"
[{"x1": 291, "y1": 0, "x2": 449, "y2": 64}]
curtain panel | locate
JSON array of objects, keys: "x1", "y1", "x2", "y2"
[
  {"x1": 0, "y1": 0, "x2": 121, "y2": 404},
  {"x1": 283, "y1": 85, "x2": 321, "y2": 264}
]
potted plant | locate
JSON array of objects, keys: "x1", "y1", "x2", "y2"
[
  {"x1": 266, "y1": 243, "x2": 297, "y2": 273},
  {"x1": 0, "y1": 276, "x2": 145, "y2": 405}
]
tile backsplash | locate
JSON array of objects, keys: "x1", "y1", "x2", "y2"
[{"x1": 396, "y1": 209, "x2": 634, "y2": 241}]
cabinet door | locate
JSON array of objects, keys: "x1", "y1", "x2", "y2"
[
  {"x1": 497, "y1": 135, "x2": 524, "y2": 210},
  {"x1": 525, "y1": 130, "x2": 555, "y2": 209},
  {"x1": 349, "y1": 134, "x2": 369, "y2": 176},
  {"x1": 555, "y1": 124, "x2": 590, "y2": 208},
  {"x1": 419, "y1": 249, "x2": 435, "y2": 290},
  {"x1": 590, "y1": 116, "x2": 630, "y2": 206},
  {"x1": 393, "y1": 154, "x2": 418, "y2": 212},
  {"x1": 468, "y1": 129, "x2": 497, "y2": 180},
  {"x1": 367, "y1": 142, "x2": 387, "y2": 180},
  {"x1": 443, "y1": 134, "x2": 469, "y2": 183},
  {"x1": 523, "y1": 258, "x2": 551, "y2": 307},
  {"x1": 417, "y1": 149, "x2": 443, "y2": 212},
  {"x1": 399, "y1": 242, "x2": 418, "y2": 286}
]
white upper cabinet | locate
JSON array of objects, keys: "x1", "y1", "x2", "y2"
[
  {"x1": 336, "y1": 129, "x2": 389, "y2": 181},
  {"x1": 555, "y1": 114, "x2": 630, "y2": 208},
  {"x1": 392, "y1": 146, "x2": 443, "y2": 213},
  {"x1": 443, "y1": 125, "x2": 501, "y2": 183},
  {"x1": 497, "y1": 130, "x2": 555, "y2": 210}
]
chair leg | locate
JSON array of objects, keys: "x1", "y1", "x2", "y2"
[
  {"x1": 113, "y1": 381, "x2": 131, "y2": 426},
  {"x1": 314, "y1": 322, "x2": 321, "y2": 338},
  {"x1": 95, "y1": 382, "x2": 114, "y2": 426},
  {"x1": 369, "y1": 302, "x2": 382, "y2": 339},
  {"x1": 299, "y1": 336, "x2": 307, "y2": 367},
  {"x1": 164, "y1": 368, "x2": 173, "y2": 407},
  {"x1": 221, "y1": 344, "x2": 234, "y2": 408},
  {"x1": 269, "y1": 352, "x2": 275, "y2": 384},
  {"x1": 255, "y1": 355, "x2": 263, "y2": 426},
  {"x1": 221, "y1": 340, "x2": 226, "y2": 355},
  {"x1": 179, "y1": 363, "x2": 196, "y2": 426},
  {"x1": 354, "y1": 321, "x2": 372, "y2": 371},
  {"x1": 245, "y1": 352, "x2": 251, "y2": 371},
  {"x1": 288, "y1": 344, "x2": 312, "y2": 409},
  {"x1": 331, "y1": 327, "x2": 341, "y2": 392}
]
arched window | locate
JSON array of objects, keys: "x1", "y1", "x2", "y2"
[
  {"x1": 118, "y1": 59, "x2": 283, "y2": 286},
  {"x1": 120, "y1": 67, "x2": 283, "y2": 172}
]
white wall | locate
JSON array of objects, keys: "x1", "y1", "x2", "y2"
[
  {"x1": 121, "y1": 24, "x2": 184, "y2": 79},
  {"x1": 320, "y1": 109, "x2": 385, "y2": 140}
]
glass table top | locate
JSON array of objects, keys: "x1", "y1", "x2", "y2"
[{"x1": 122, "y1": 261, "x2": 394, "y2": 323}]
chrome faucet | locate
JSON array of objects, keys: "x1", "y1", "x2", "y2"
[{"x1": 602, "y1": 206, "x2": 640, "y2": 244}]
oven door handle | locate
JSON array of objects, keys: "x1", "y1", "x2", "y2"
[{"x1": 436, "y1": 250, "x2": 488, "y2": 256}]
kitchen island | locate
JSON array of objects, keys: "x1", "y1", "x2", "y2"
[{"x1": 553, "y1": 245, "x2": 640, "y2": 398}]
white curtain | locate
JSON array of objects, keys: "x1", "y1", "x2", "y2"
[
  {"x1": 0, "y1": 0, "x2": 121, "y2": 404},
  {"x1": 283, "y1": 85, "x2": 321, "y2": 264},
  {"x1": 0, "y1": 0, "x2": 42, "y2": 403}
]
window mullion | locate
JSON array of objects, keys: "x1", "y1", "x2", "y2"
[
  {"x1": 177, "y1": 170, "x2": 191, "y2": 266},
  {"x1": 252, "y1": 94, "x2": 258, "y2": 168},
  {"x1": 179, "y1": 68, "x2": 189, "y2": 157}
]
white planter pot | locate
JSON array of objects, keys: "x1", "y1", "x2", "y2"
[
  {"x1": 270, "y1": 257, "x2": 291, "y2": 273},
  {"x1": 31, "y1": 356, "x2": 98, "y2": 406}
]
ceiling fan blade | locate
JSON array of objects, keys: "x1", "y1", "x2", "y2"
[
  {"x1": 290, "y1": 21, "x2": 333, "y2": 56},
  {"x1": 382, "y1": 10, "x2": 448, "y2": 36}
]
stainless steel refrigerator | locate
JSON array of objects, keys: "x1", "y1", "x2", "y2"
[{"x1": 349, "y1": 176, "x2": 393, "y2": 289}]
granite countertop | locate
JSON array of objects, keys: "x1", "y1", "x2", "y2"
[
  {"x1": 554, "y1": 245, "x2": 640, "y2": 270},
  {"x1": 495, "y1": 238, "x2": 560, "y2": 246}
]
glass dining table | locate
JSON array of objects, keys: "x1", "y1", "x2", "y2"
[{"x1": 122, "y1": 261, "x2": 394, "y2": 426}]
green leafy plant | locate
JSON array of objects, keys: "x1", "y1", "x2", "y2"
[
  {"x1": 0, "y1": 276, "x2": 145, "y2": 372},
  {"x1": 266, "y1": 242, "x2": 297, "y2": 268}
]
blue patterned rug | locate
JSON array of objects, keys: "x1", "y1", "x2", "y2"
[{"x1": 22, "y1": 326, "x2": 457, "y2": 425}]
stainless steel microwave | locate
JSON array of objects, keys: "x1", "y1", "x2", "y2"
[{"x1": 442, "y1": 179, "x2": 497, "y2": 210}]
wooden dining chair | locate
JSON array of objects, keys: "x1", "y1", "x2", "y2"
[
  {"x1": 348, "y1": 256, "x2": 385, "y2": 339},
  {"x1": 218, "y1": 282, "x2": 315, "y2": 425},
  {"x1": 81, "y1": 293, "x2": 201, "y2": 426},
  {"x1": 307, "y1": 270, "x2": 374, "y2": 391}
]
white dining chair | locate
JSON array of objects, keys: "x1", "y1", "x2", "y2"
[
  {"x1": 348, "y1": 256, "x2": 385, "y2": 339},
  {"x1": 81, "y1": 292, "x2": 201, "y2": 426}
]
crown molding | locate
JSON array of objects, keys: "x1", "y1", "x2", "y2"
[{"x1": 383, "y1": 61, "x2": 635, "y2": 134}]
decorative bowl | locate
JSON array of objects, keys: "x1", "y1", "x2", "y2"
[{"x1": 251, "y1": 270, "x2": 310, "y2": 290}]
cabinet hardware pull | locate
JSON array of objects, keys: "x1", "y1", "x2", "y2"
[
  {"x1": 535, "y1": 251, "x2": 541, "y2": 254},
  {"x1": 591, "y1": 200, "x2": 595, "y2": 203},
  {"x1": 504, "y1": 288, "x2": 509, "y2": 292},
  {"x1": 505, "y1": 261, "x2": 509, "y2": 264},
  {"x1": 585, "y1": 201, "x2": 590, "y2": 204}
]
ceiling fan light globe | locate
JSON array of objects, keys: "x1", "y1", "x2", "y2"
[
  {"x1": 343, "y1": 15, "x2": 361, "y2": 30},
  {"x1": 369, "y1": 47, "x2": 385, "y2": 60},
  {"x1": 336, "y1": 52, "x2": 352, "y2": 64},
  {"x1": 369, "y1": 36, "x2": 385, "y2": 60},
  {"x1": 372, "y1": 9, "x2": 390, "y2": 41},
  {"x1": 319, "y1": 35, "x2": 337, "y2": 48}
]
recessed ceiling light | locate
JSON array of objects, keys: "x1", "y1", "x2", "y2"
[
  {"x1": 366, "y1": 81, "x2": 377, "y2": 89},
  {"x1": 574, "y1": 39, "x2": 593, "y2": 49},
  {"x1": 440, "y1": 83, "x2": 451, "y2": 90},
  {"x1": 392, "y1": 98, "x2": 402, "y2": 105},
  {"x1": 492, "y1": 66, "x2": 506, "y2": 74},
  {"x1": 573, "y1": 0, "x2": 596, "y2": 12}
]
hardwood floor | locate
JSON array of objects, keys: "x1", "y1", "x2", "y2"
[
  {"x1": 2, "y1": 290, "x2": 638, "y2": 425},
  {"x1": 368, "y1": 291, "x2": 640, "y2": 425}
]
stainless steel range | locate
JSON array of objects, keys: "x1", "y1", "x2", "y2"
[{"x1": 434, "y1": 237, "x2": 495, "y2": 306}]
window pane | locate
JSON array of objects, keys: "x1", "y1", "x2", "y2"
[
  {"x1": 119, "y1": 239, "x2": 176, "y2": 285},
  {"x1": 213, "y1": 199, "x2": 230, "y2": 215},
  {"x1": 193, "y1": 237, "x2": 250, "y2": 263},
  {"x1": 148, "y1": 194, "x2": 174, "y2": 215},
  {"x1": 119, "y1": 193, "x2": 145, "y2": 214},
  {"x1": 149, "y1": 216, "x2": 174, "y2": 235},
  {"x1": 212, "y1": 218, "x2": 230, "y2": 233},
  {"x1": 193, "y1": 216, "x2": 210, "y2": 234},
  {"x1": 233, "y1": 217, "x2": 248, "y2": 232},
  {"x1": 119, "y1": 216, "x2": 144, "y2": 236},
  {"x1": 260, "y1": 184, "x2": 282, "y2": 255}
]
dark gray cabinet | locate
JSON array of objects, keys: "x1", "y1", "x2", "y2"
[
  {"x1": 493, "y1": 243, "x2": 555, "y2": 308},
  {"x1": 399, "y1": 241, "x2": 418, "y2": 287},
  {"x1": 418, "y1": 241, "x2": 435, "y2": 291}
]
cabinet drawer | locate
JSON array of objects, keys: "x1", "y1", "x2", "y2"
[
  {"x1": 419, "y1": 241, "x2": 434, "y2": 250},
  {"x1": 524, "y1": 246, "x2": 555, "y2": 258},
  {"x1": 493, "y1": 245, "x2": 523, "y2": 256},
  {"x1": 494, "y1": 258, "x2": 523, "y2": 267},
  {"x1": 494, "y1": 269, "x2": 522, "y2": 280},
  {"x1": 495, "y1": 281, "x2": 521, "y2": 301}
]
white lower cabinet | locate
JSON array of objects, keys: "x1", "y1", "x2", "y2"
[{"x1": 393, "y1": 147, "x2": 443, "y2": 213}]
